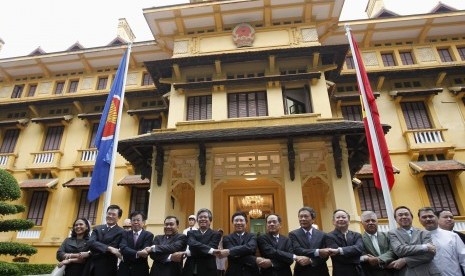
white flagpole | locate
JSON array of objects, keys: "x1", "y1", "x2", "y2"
[
  {"x1": 345, "y1": 25, "x2": 396, "y2": 230},
  {"x1": 100, "y1": 44, "x2": 132, "y2": 224}
]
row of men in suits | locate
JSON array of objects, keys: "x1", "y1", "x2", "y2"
[{"x1": 80, "y1": 204, "x2": 465, "y2": 276}]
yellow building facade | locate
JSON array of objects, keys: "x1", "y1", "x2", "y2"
[{"x1": 0, "y1": 0, "x2": 464, "y2": 264}]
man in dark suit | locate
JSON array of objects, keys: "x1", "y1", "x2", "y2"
[
  {"x1": 84, "y1": 204, "x2": 125, "y2": 276},
  {"x1": 289, "y1": 207, "x2": 331, "y2": 276},
  {"x1": 146, "y1": 215, "x2": 187, "y2": 276},
  {"x1": 360, "y1": 211, "x2": 396, "y2": 276},
  {"x1": 215, "y1": 211, "x2": 259, "y2": 276},
  {"x1": 437, "y1": 209, "x2": 465, "y2": 244},
  {"x1": 388, "y1": 206, "x2": 440, "y2": 276},
  {"x1": 257, "y1": 214, "x2": 294, "y2": 276},
  {"x1": 118, "y1": 211, "x2": 154, "y2": 276},
  {"x1": 325, "y1": 209, "x2": 364, "y2": 276},
  {"x1": 182, "y1": 208, "x2": 222, "y2": 276}
]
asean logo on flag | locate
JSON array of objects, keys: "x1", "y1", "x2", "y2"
[{"x1": 101, "y1": 96, "x2": 120, "y2": 141}]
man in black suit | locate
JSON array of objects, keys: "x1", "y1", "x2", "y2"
[
  {"x1": 256, "y1": 214, "x2": 294, "y2": 276},
  {"x1": 437, "y1": 209, "x2": 465, "y2": 244},
  {"x1": 118, "y1": 211, "x2": 154, "y2": 276},
  {"x1": 146, "y1": 215, "x2": 187, "y2": 276},
  {"x1": 84, "y1": 204, "x2": 125, "y2": 276},
  {"x1": 325, "y1": 209, "x2": 364, "y2": 276},
  {"x1": 215, "y1": 211, "x2": 259, "y2": 276},
  {"x1": 289, "y1": 207, "x2": 331, "y2": 276},
  {"x1": 182, "y1": 208, "x2": 222, "y2": 276}
]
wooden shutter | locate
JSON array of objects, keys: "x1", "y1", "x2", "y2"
[
  {"x1": 358, "y1": 178, "x2": 387, "y2": 218},
  {"x1": 341, "y1": 105, "x2": 363, "y2": 121},
  {"x1": 77, "y1": 190, "x2": 99, "y2": 225},
  {"x1": 43, "y1": 126, "x2": 64, "y2": 151},
  {"x1": 0, "y1": 129, "x2": 20, "y2": 153},
  {"x1": 400, "y1": 101, "x2": 432, "y2": 129},
  {"x1": 130, "y1": 187, "x2": 149, "y2": 215},
  {"x1": 424, "y1": 175, "x2": 459, "y2": 215},
  {"x1": 27, "y1": 191, "x2": 49, "y2": 226},
  {"x1": 228, "y1": 92, "x2": 267, "y2": 118},
  {"x1": 187, "y1": 95, "x2": 212, "y2": 121},
  {"x1": 88, "y1": 123, "x2": 99, "y2": 148}
]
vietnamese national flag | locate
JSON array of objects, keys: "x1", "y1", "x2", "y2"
[{"x1": 349, "y1": 32, "x2": 395, "y2": 190}]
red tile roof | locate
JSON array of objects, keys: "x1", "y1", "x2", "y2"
[
  {"x1": 409, "y1": 160, "x2": 465, "y2": 173},
  {"x1": 19, "y1": 178, "x2": 58, "y2": 189},
  {"x1": 62, "y1": 177, "x2": 91, "y2": 188},
  {"x1": 117, "y1": 175, "x2": 150, "y2": 186},
  {"x1": 355, "y1": 164, "x2": 400, "y2": 176}
]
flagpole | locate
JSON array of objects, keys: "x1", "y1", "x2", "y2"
[
  {"x1": 100, "y1": 43, "x2": 132, "y2": 224},
  {"x1": 345, "y1": 25, "x2": 397, "y2": 230}
]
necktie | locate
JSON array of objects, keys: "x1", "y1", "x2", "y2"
[
  {"x1": 407, "y1": 229, "x2": 413, "y2": 238},
  {"x1": 275, "y1": 236, "x2": 279, "y2": 244},
  {"x1": 370, "y1": 234, "x2": 381, "y2": 255},
  {"x1": 133, "y1": 232, "x2": 139, "y2": 245},
  {"x1": 190, "y1": 227, "x2": 192, "y2": 231},
  {"x1": 306, "y1": 231, "x2": 312, "y2": 242},
  {"x1": 238, "y1": 234, "x2": 243, "y2": 244}
]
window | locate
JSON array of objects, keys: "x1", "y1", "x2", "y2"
[
  {"x1": 458, "y1": 47, "x2": 465, "y2": 61},
  {"x1": 27, "y1": 191, "x2": 49, "y2": 226},
  {"x1": 187, "y1": 95, "x2": 212, "y2": 121},
  {"x1": 0, "y1": 129, "x2": 20, "y2": 153},
  {"x1": 43, "y1": 126, "x2": 64, "y2": 151},
  {"x1": 381, "y1": 53, "x2": 396, "y2": 66},
  {"x1": 438, "y1": 48, "x2": 453, "y2": 62},
  {"x1": 27, "y1": 85, "x2": 37, "y2": 97},
  {"x1": 345, "y1": 56, "x2": 354, "y2": 69},
  {"x1": 11, "y1": 85, "x2": 24, "y2": 98},
  {"x1": 68, "y1": 80, "x2": 79, "y2": 93},
  {"x1": 399, "y1": 51, "x2": 415, "y2": 65},
  {"x1": 139, "y1": 118, "x2": 161, "y2": 134},
  {"x1": 228, "y1": 92, "x2": 267, "y2": 118},
  {"x1": 341, "y1": 105, "x2": 363, "y2": 121},
  {"x1": 424, "y1": 175, "x2": 459, "y2": 215},
  {"x1": 55, "y1": 82, "x2": 65, "y2": 94},
  {"x1": 77, "y1": 190, "x2": 99, "y2": 225},
  {"x1": 358, "y1": 178, "x2": 387, "y2": 218},
  {"x1": 130, "y1": 187, "x2": 149, "y2": 215},
  {"x1": 283, "y1": 87, "x2": 312, "y2": 115},
  {"x1": 400, "y1": 101, "x2": 432, "y2": 129},
  {"x1": 88, "y1": 123, "x2": 99, "y2": 148},
  {"x1": 97, "y1": 77, "x2": 108, "y2": 90},
  {"x1": 142, "y1": 73, "x2": 154, "y2": 86}
]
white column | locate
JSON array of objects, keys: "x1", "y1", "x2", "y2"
[
  {"x1": 194, "y1": 150, "x2": 213, "y2": 220},
  {"x1": 282, "y1": 143, "x2": 304, "y2": 231},
  {"x1": 167, "y1": 87, "x2": 186, "y2": 128},
  {"x1": 310, "y1": 75, "x2": 332, "y2": 118},
  {"x1": 267, "y1": 82, "x2": 285, "y2": 117}
]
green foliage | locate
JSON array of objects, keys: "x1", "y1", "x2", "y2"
[
  {"x1": 0, "y1": 242, "x2": 37, "y2": 256},
  {"x1": 14, "y1": 263, "x2": 55, "y2": 275},
  {"x1": 0, "y1": 170, "x2": 20, "y2": 201},
  {"x1": 0, "y1": 261, "x2": 19, "y2": 276},
  {"x1": 13, "y1": 205, "x2": 25, "y2": 213},
  {"x1": 0, "y1": 203, "x2": 26, "y2": 216},
  {"x1": 0, "y1": 219, "x2": 35, "y2": 232}
]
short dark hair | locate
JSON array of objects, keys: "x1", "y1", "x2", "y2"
[
  {"x1": 71, "y1": 218, "x2": 91, "y2": 238},
  {"x1": 418, "y1": 207, "x2": 436, "y2": 218},
  {"x1": 130, "y1": 211, "x2": 146, "y2": 221},
  {"x1": 231, "y1": 211, "x2": 248, "y2": 223},
  {"x1": 394, "y1": 206, "x2": 413, "y2": 218},
  {"x1": 435, "y1": 208, "x2": 452, "y2": 218},
  {"x1": 107, "y1": 204, "x2": 123, "y2": 218},
  {"x1": 197, "y1": 208, "x2": 213, "y2": 221},
  {"x1": 266, "y1": 214, "x2": 281, "y2": 223},
  {"x1": 298, "y1": 207, "x2": 316, "y2": 219},
  {"x1": 333, "y1": 209, "x2": 350, "y2": 220},
  {"x1": 165, "y1": 215, "x2": 179, "y2": 225}
]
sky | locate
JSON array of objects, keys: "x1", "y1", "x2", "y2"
[{"x1": 0, "y1": 0, "x2": 464, "y2": 59}]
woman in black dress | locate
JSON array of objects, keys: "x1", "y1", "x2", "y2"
[{"x1": 56, "y1": 218, "x2": 91, "y2": 276}]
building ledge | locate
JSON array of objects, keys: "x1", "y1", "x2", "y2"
[{"x1": 409, "y1": 160, "x2": 465, "y2": 174}]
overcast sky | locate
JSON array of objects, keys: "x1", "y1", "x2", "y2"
[{"x1": 0, "y1": 0, "x2": 464, "y2": 59}]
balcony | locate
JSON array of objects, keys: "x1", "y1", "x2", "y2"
[
  {"x1": 74, "y1": 149, "x2": 97, "y2": 170},
  {"x1": 404, "y1": 128, "x2": 454, "y2": 152},
  {"x1": 0, "y1": 153, "x2": 17, "y2": 170},
  {"x1": 26, "y1": 151, "x2": 62, "y2": 176}
]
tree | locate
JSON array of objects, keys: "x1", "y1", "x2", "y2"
[{"x1": 0, "y1": 169, "x2": 37, "y2": 275}]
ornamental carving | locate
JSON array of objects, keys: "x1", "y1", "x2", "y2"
[
  {"x1": 416, "y1": 47, "x2": 437, "y2": 63},
  {"x1": 362, "y1": 52, "x2": 379, "y2": 67},
  {"x1": 232, "y1": 23, "x2": 255, "y2": 48},
  {"x1": 301, "y1": 28, "x2": 318, "y2": 42}
]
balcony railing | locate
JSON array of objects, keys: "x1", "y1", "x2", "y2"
[
  {"x1": 404, "y1": 128, "x2": 453, "y2": 151},
  {"x1": 28, "y1": 150, "x2": 62, "y2": 170},
  {"x1": 16, "y1": 229, "x2": 41, "y2": 239},
  {"x1": 0, "y1": 153, "x2": 17, "y2": 169},
  {"x1": 80, "y1": 149, "x2": 97, "y2": 162}
]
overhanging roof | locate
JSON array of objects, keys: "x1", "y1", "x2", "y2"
[
  {"x1": 19, "y1": 178, "x2": 58, "y2": 189},
  {"x1": 409, "y1": 160, "x2": 465, "y2": 174},
  {"x1": 117, "y1": 175, "x2": 150, "y2": 186},
  {"x1": 355, "y1": 164, "x2": 400, "y2": 176},
  {"x1": 62, "y1": 177, "x2": 91, "y2": 188}
]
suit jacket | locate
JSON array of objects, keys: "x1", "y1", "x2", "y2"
[
  {"x1": 257, "y1": 233, "x2": 294, "y2": 276},
  {"x1": 325, "y1": 229, "x2": 364, "y2": 276},
  {"x1": 289, "y1": 227, "x2": 329, "y2": 276},
  {"x1": 222, "y1": 232, "x2": 259, "y2": 276},
  {"x1": 83, "y1": 224, "x2": 124, "y2": 276},
  {"x1": 118, "y1": 229, "x2": 154, "y2": 276},
  {"x1": 182, "y1": 228, "x2": 221, "y2": 276},
  {"x1": 149, "y1": 233, "x2": 187, "y2": 276},
  {"x1": 56, "y1": 237, "x2": 90, "y2": 276},
  {"x1": 388, "y1": 227, "x2": 440, "y2": 276},
  {"x1": 361, "y1": 232, "x2": 397, "y2": 276}
]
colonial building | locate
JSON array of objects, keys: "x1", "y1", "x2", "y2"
[{"x1": 0, "y1": 0, "x2": 465, "y2": 264}]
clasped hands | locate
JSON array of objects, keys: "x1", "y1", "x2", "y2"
[{"x1": 58, "y1": 251, "x2": 90, "y2": 267}]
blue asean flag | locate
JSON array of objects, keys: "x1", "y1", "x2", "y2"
[{"x1": 88, "y1": 49, "x2": 129, "y2": 202}]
